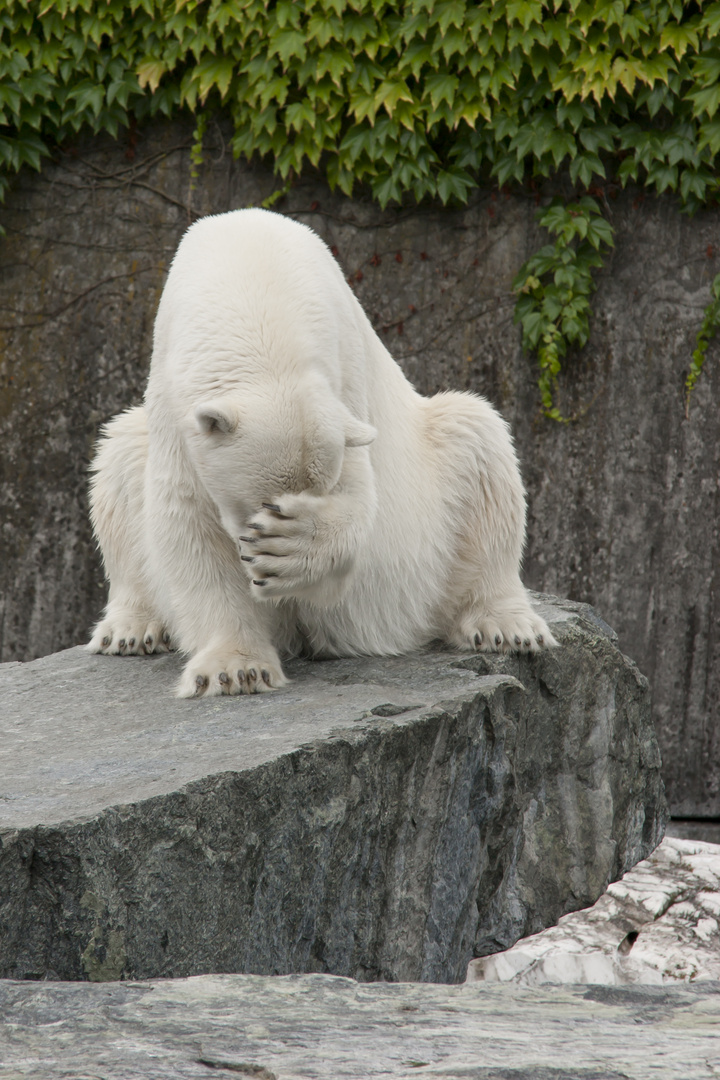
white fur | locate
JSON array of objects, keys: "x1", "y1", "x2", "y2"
[{"x1": 87, "y1": 209, "x2": 556, "y2": 697}]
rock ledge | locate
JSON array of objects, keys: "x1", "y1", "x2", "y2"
[{"x1": 0, "y1": 595, "x2": 666, "y2": 982}]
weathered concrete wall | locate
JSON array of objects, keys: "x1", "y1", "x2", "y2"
[{"x1": 0, "y1": 119, "x2": 718, "y2": 814}]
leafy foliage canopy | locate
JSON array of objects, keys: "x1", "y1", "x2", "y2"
[
  {"x1": 2, "y1": 0, "x2": 719, "y2": 412},
  {"x1": 3, "y1": 0, "x2": 720, "y2": 209}
]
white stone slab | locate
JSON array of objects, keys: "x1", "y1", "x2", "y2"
[{"x1": 467, "y1": 837, "x2": 720, "y2": 985}]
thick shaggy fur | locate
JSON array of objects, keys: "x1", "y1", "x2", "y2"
[{"x1": 87, "y1": 209, "x2": 556, "y2": 697}]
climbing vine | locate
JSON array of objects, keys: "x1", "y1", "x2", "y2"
[
  {"x1": 513, "y1": 197, "x2": 614, "y2": 420},
  {"x1": 1, "y1": 0, "x2": 719, "y2": 412},
  {"x1": 686, "y1": 270, "x2": 720, "y2": 414}
]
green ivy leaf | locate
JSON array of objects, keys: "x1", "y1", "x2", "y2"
[
  {"x1": 659, "y1": 22, "x2": 699, "y2": 59},
  {"x1": 433, "y1": 0, "x2": 466, "y2": 35},
  {"x1": 69, "y1": 79, "x2": 105, "y2": 118},
  {"x1": 285, "y1": 100, "x2": 316, "y2": 132},
  {"x1": 373, "y1": 78, "x2": 414, "y2": 118},
  {"x1": 194, "y1": 55, "x2": 235, "y2": 102},
  {"x1": 646, "y1": 160, "x2": 678, "y2": 193},
  {"x1": 424, "y1": 73, "x2": 459, "y2": 110},
  {"x1": 699, "y1": 3, "x2": 720, "y2": 38},
  {"x1": 680, "y1": 168, "x2": 709, "y2": 202},
  {"x1": 317, "y1": 47, "x2": 354, "y2": 85},
  {"x1": 372, "y1": 171, "x2": 401, "y2": 209},
  {"x1": 569, "y1": 151, "x2": 605, "y2": 187},
  {"x1": 435, "y1": 166, "x2": 473, "y2": 204},
  {"x1": 687, "y1": 82, "x2": 720, "y2": 120},
  {"x1": 698, "y1": 119, "x2": 720, "y2": 156},
  {"x1": 269, "y1": 28, "x2": 307, "y2": 67}
]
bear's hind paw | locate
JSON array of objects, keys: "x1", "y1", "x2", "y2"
[{"x1": 454, "y1": 606, "x2": 558, "y2": 655}]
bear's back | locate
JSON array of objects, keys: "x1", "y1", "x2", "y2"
[{"x1": 150, "y1": 210, "x2": 361, "y2": 393}]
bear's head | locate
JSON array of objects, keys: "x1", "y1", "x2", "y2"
[{"x1": 187, "y1": 372, "x2": 375, "y2": 539}]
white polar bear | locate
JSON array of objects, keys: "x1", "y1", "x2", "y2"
[{"x1": 87, "y1": 208, "x2": 556, "y2": 697}]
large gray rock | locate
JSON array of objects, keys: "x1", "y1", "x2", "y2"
[
  {"x1": 0, "y1": 596, "x2": 665, "y2": 983},
  {"x1": 0, "y1": 119, "x2": 718, "y2": 816}
]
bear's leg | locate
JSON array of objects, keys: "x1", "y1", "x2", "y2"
[
  {"x1": 427, "y1": 392, "x2": 557, "y2": 654},
  {"x1": 87, "y1": 407, "x2": 174, "y2": 656},
  {"x1": 144, "y1": 448, "x2": 288, "y2": 698}
]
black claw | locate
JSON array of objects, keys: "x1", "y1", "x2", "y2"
[
  {"x1": 219, "y1": 672, "x2": 230, "y2": 685},
  {"x1": 118, "y1": 638, "x2": 126, "y2": 649},
  {"x1": 239, "y1": 535, "x2": 257, "y2": 544},
  {"x1": 128, "y1": 638, "x2": 136, "y2": 649},
  {"x1": 195, "y1": 675, "x2": 208, "y2": 692},
  {"x1": 514, "y1": 635, "x2": 522, "y2": 647},
  {"x1": 261, "y1": 668, "x2": 271, "y2": 685},
  {"x1": 248, "y1": 668, "x2": 257, "y2": 682},
  {"x1": 262, "y1": 503, "x2": 282, "y2": 513},
  {"x1": 145, "y1": 635, "x2": 154, "y2": 648},
  {"x1": 474, "y1": 632, "x2": 483, "y2": 649},
  {"x1": 102, "y1": 635, "x2": 111, "y2": 648},
  {"x1": 237, "y1": 669, "x2": 246, "y2": 683},
  {"x1": 537, "y1": 634, "x2": 544, "y2": 646},
  {"x1": 494, "y1": 634, "x2": 502, "y2": 647},
  {"x1": 240, "y1": 555, "x2": 255, "y2": 562},
  {"x1": 524, "y1": 638, "x2": 531, "y2": 649},
  {"x1": 162, "y1": 631, "x2": 171, "y2": 644},
  {"x1": 246, "y1": 521, "x2": 264, "y2": 531},
  {"x1": 253, "y1": 579, "x2": 267, "y2": 586}
]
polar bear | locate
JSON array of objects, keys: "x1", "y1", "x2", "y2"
[{"x1": 87, "y1": 208, "x2": 556, "y2": 697}]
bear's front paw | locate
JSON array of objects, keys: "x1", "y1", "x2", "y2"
[
  {"x1": 454, "y1": 602, "x2": 558, "y2": 655},
  {"x1": 176, "y1": 646, "x2": 288, "y2": 698},
  {"x1": 239, "y1": 496, "x2": 325, "y2": 599},
  {"x1": 87, "y1": 615, "x2": 174, "y2": 656}
]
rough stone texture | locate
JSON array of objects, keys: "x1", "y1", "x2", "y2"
[
  {"x1": 0, "y1": 597, "x2": 665, "y2": 984},
  {"x1": 467, "y1": 837, "x2": 720, "y2": 986},
  {"x1": 0, "y1": 973, "x2": 717, "y2": 1080},
  {"x1": 1, "y1": 120, "x2": 717, "y2": 814}
]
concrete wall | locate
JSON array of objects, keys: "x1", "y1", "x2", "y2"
[{"x1": 1, "y1": 119, "x2": 718, "y2": 815}]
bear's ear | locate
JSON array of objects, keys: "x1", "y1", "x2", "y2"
[{"x1": 194, "y1": 400, "x2": 239, "y2": 435}]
